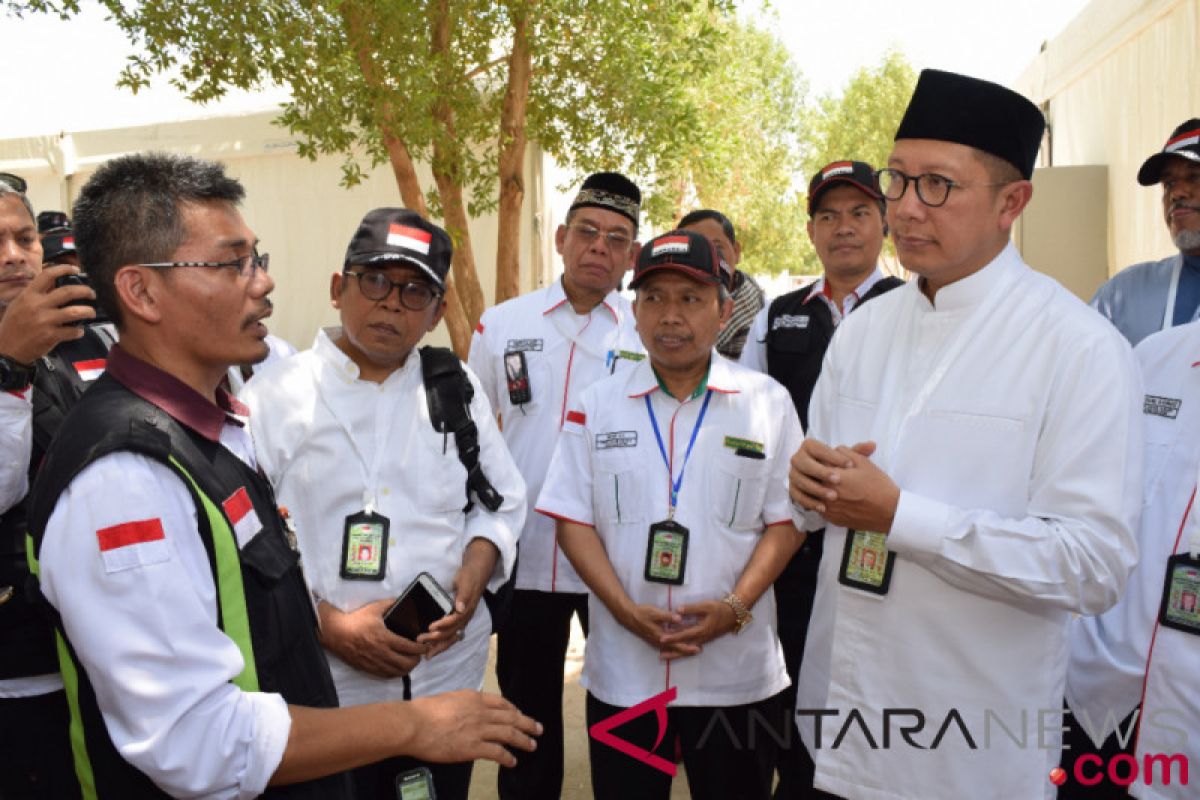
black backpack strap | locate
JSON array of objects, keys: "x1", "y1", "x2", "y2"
[{"x1": 419, "y1": 346, "x2": 503, "y2": 513}]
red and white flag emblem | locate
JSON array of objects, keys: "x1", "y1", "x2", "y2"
[
  {"x1": 62, "y1": 236, "x2": 75, "y2": 248},
  {"x1": 563, "y1": 409, "x2": 587, "y2": 434},
  {"x1": 97, "y1": 518, "x2": 168, "y2": 573},
  {"x1": 73, "y1": 358, "x2": 106, "y2": 382},
  {"x1": 386, "y1": 224, "x2": 432, "y2": 254},
  {"x1": 222, "y1": 487, "x2": 262, "y2": 548},
  {"x1": 651, "y1": 235, "x2": 690, "y2": 258},
  {"x1": 822, "y1": 161, "x2": 854, "y2": 180}
]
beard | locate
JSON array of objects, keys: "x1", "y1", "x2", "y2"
[{"x1": 1174, "y1": 228, "x2": 1200, "y2": 253}]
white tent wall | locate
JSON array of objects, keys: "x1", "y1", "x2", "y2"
[
  {"x1": 1014, "y1": 0, "x2": 1200, "y2": 284},
  {"x1": 0, "y1": 109, "x2": 553, "y2": 352}
]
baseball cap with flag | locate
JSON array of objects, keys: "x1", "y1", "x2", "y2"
[
  {"x1": 344, "y1": 208, "x2": 452, "y2": 290},
  {"x1": 629, "y1": 229, "x2": 733, "y2": 291},
  {"x1": 807, "y1": 160, "x2": 882, "y2": 215},
  {"x1": 1137, "y1": 119, "x2": 1200, "y2": 186}
]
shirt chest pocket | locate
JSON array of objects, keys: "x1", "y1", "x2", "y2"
[
  {"x1": 415, "y1": 428, "x2": 470, "y2": 513},
  {"x1": 707, "y1": 450, "x2": 772, "y2": 530},
  {"x1": 501, "y1": 349, "x2": 554, "y2": 417},
  {"x1": 593, "y1": 450, "x2": 649, "y2": 526}
]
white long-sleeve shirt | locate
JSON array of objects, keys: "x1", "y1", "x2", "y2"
[
  {"x1": 0, "y1": 388, "x2": 31, "y2": 515},
  {"x1": 796, "y1": 243, "x2": 1143, "y2": 800},
  {"x1": 468, "y1": 279, "x2": 643, "y2": 593},
  {"x1": 242, "y1": 328, "x2": 525, "y2": 706}
]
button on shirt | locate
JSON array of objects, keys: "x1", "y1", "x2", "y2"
[
  {"x1": 242, "y1": 328, "x2": 525, "y2": 707},
  {"x1": 39, "y1": 347, "x2": 290, "y2": 800},
  {"x1": 1068, "y1": 321, "x2": 1200, "y2": 800},
  {"x1": 535, "y1": 354, "x2": 800, "y2": 707},
  {"x1": 740, "y1": 267, "x2": 886, "y2": 372},
  {"x1": 796, "y1": 244, "x2": 1142, "y2": 800},
  {"x1": 469, "y1": 279, "x2": 643, "y2": 593}
]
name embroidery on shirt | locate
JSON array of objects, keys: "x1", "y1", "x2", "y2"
[
  {"x1": 596, "y1": 431, "x2": 638, "y2": 450},
  {"x1": 1144, "y1": 395, "x2": 1182, "y2": 419},
  {"x1": 506, "y1": 338, "x2": 543, "y2": 352},
  {"x1": 772, "y1": 314, "x2": 809, "y2": 331}
]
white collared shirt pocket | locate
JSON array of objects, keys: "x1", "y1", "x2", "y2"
[
  {"x1": 709, "y1": 450, "x2": 771, "y2": 530},
  {"x1": 593, "y1": 450, "x2": 648, "y2": 526}
]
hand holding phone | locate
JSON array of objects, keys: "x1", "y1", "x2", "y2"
[{"x1": 383, "y1": 572, "x2": 455, "y2": 640}]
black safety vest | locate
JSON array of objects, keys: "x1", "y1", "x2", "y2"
[
  {"x1": 764, "y1": 277, "x2": 904, "y2": 430},
  {"x1": 25, "y1": 374, "x2": 351, "y2": 800},
  {"x1": 0, "y1": 324, "x2": 113, "y2": 679}
]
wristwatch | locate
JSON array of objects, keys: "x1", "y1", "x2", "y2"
[
  {"x1": 0, "y1": 354, "x2": 35, "y2": 392},
  {"x1": 721, "y1": 592, "x2": 753, "y2": 634}
]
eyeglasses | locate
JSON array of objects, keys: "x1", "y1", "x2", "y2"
[
  {"x1": 566, "y1": 223, "x2": 634, "y2": 252},
  {"x1": 137, "y1": 250, "x2": 270, "y2": 279},
  {"x1": 0, "y1": 172, "x2": 28, "y2": 194},
  {"x1": 875, "y1": 168, "x2": 1009, "y2": 208},
  {"x1": 342, "y1": 270, "x2": 442, "y2": 311}
]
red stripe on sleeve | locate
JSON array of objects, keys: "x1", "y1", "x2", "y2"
[{"x1": 97, "y1": 518, "x2": 166, "y2": 552}]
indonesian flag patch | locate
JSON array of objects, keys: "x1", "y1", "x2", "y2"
[
  {"x1": 73, "y1": 358, "x2": 106, "y2": 382},
  {"x1": 563, "y1": 409, "x2": 587, "y2": 434},
  {"x1": 651, "y1": 235, "x2": 690, "y2": 258},
  {"x1": 62, "y1": 236, "x2": 75, "y2": 248},
  {"x1": 97, "y1": 518, "x2": 169, "y2": 573},
  {"x1": 386, "y1": 224, "x2": 432, "y2": 254},
  {"x1": 1166, "y1": 129, "x2": 1200, "y2": 153},
  {"x1": 822, "y1": 161, "x2": 855, "y2": 180},
  {"x1": 222, "y1": 487, "x2": 262, "y2": 549}
]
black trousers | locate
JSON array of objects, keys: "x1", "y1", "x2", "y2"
[
  {"x1": 352, "y1": 755, "x2": 472, "y2": 800},
  {"x1": 495, "y1": 589, "x2": 589, "y2": 800},
  {"x1": 585, "y1": 691, "x2": 786, "y2": 800},
  {"x1": 0, "y1": 690, "x2": 79, "y2": 799},
  {"x1": 771, "y1": 532, "x2": 824, "y2": 800},
  {"x1": 1057, "y1": 704, "x2": 1135, "y2": 799}
]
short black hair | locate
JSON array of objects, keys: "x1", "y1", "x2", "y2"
[
  {"x1": 677, "y1": 209, "x2": 736, "y2": 245},
  {"x1": 72, "y1": 152, "x2": 245, "y2": 326}
]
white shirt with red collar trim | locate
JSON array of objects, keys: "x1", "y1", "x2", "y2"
[
  {"x1": 1068, "y1": 320, "x2": 1200, "y2": 800},
  {"x1": 740, "y1": 267, "x2": 886, "y2": 373},
  {"x1": 39, "y1": 408, "x2": 291, "y2": 799},
  {"x1": 469, "y1": 279, "x2": 643, "y2": 593},
  {"x1": 535, "y1": 353, "x2": 800, "y2": 707}
]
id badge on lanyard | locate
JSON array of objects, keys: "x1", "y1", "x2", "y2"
[
  {"x1": 1159, "y1": 472, "x2": 1200, "y2": 635},
  {"x1": 642, "y1": 390, "x2": 712, "y2": 586}
]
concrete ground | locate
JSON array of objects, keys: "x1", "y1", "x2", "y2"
[{"x1": 469, "y1": 617, "x2": 692, "y2": 799}]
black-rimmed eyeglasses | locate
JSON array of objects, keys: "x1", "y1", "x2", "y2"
[
  {"x1": 137, "y1": 251, "x2": 270, "y2": 279},
  {"x1": 342, "y1": 270, "x2": 442, "y2": 311},
  {"x1": 0, "y1": 173, "x2": 28, "y2": 194},
  {"x1": 875, "y1": 168, "x2": 1009, "y2": 208}
]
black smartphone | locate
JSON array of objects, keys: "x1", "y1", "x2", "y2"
[
  {"x1": 54, "y1": 273, "x2": 98, "y2": 325},
  {"x1": 504, "y1": 350, "x2": 531, "y2": 405},
  {"x1": 383, "y1": 572, "x2": 455, "y2": 639},
  {"x1": 396, "y1": 767, "x2": 436, "y2": 800}
]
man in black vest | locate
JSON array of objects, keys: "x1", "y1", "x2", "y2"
[
  {"x1": 738, "y1": 159, "x2": 902, "y2": 799},
  {"x1": 0, "y1": 176, "x2": 110, "y2": 799},
  {"x1": 25, "y1": 152, "x2": 539, "y2": 799}
]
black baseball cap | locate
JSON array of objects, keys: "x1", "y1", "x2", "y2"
[
  {"x1": 630, "y1": 229, "x2": 733, "y2": 291},
  {"x1": 344, "y1": 208, "x2": 452, "y2": 291},
  {"x1": 41, "y1": 229, "x2": 77, "y2": 263},
  {"x1": 1137, "y1": 119, "x2": 1200, "y2": 186},
  {"x1": 807, "y1": 161, "x2": 882, "y2": 215},
  {"x1": 37, "y1": 210, "x2": 70, "y2": 233}
]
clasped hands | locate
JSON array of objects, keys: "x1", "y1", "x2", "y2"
[{"x1": 788, "y1": 438, "x2": 900, "y2": 533}]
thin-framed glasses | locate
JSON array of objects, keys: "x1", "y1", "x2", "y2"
[
  {"x1": 342, "y1": 270, "x2": 442, "y2": 311},
  {"x1": 0, "y1": 172, "x2": 28, "y2": 193},
  {"x1": 566, "y1": 222, "x2": 634, "y2": 252},
  {"x1": 875, "y1": 168, "x2": 1008, "y2": 208},
  {"x1": 137, "y1": 250, "x2": 270, "y2": 279}
]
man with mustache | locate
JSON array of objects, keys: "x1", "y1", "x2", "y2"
[
  {"x1": 241, "y1": 207, "x2": 526, "y2": 800},
  {"x1": 788, "y1": 70, "x2": 1141, "y2": 799},
  {"x1": 1092, "y1": 119, "x2": 1200, "y2": 345},
  {"x1": 0, "y1": 174, "x2": 109, "y2": 799},
  {"x1": 25, "y1": 155, "x2": 539, "y2": 799}
]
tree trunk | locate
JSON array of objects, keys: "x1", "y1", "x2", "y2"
[
  {"x1": 494, "y1": 2, "x2": 531, "y2": 304},
  {"x1": 429, "y1": 0, "x2": 486, "y2": 339},
  {"x1": 342, "y1": 0, "x2": 472, "y2": 356}
]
